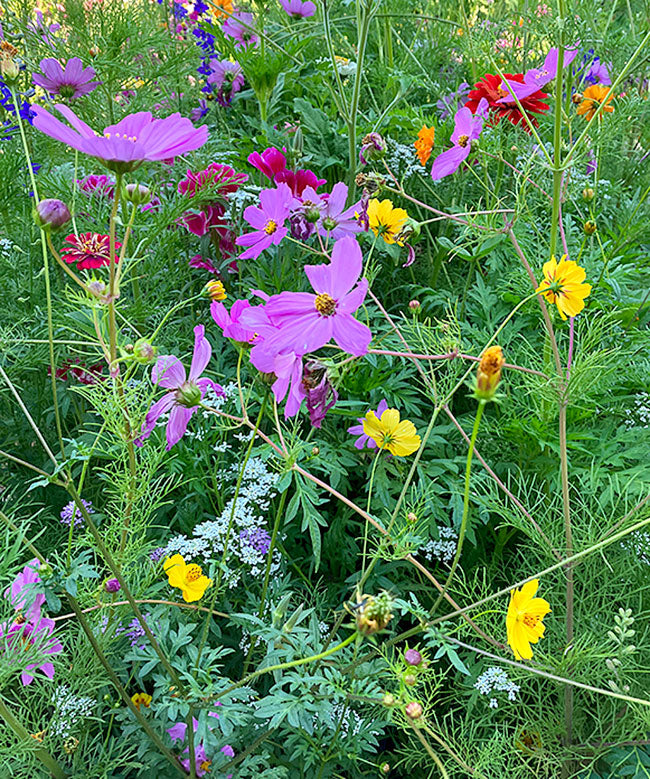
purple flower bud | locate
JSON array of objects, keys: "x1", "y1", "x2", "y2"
[
  {"x1": 404, "y1": 648, "x2": 422, "y2": 666},
  {"x1": 35, "y1": 199, "x2": 71, "y2": 230},
  {"x1": 104, "y1": 578, "x2": 121, "y2": 593},
  {"x1": 405, "y1": 701, "x2": 423, "y2": 719}
]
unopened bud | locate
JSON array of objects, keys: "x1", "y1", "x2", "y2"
[
  {"x1": 408, "y1": 300, "x2": 420, "y2": 312},
  {"x1": 87, "y1": 279, "x2": 107, "y2": 298},
  {"x1": 38, "y1": 563, "x2": 53, "y2": 577},
  {"x1": 404, "y1": 701, "x2": 423, "y2": 720},
  {"x1": 404, "y1": 648, "x2": 422, "y2": 666},
  {"x1": 124, "y1": 183, "x2": 151, "y2": 205},
  {"x1": 403, "y1": 672, "x2": 417, "y2": 687},
  {"x1": 474, "y1": 345, "x2": 505, "y2": 402},
  {"x1": 582, "y1": 187, "x2": 595, "y2": 202},
  {"x1": 0, "y1": 58, "x2": 20, "y2": 82},
  {"x1": 176, "y1": 380, "x2": 202, "y2": 408},
  {"x1": 572, "y1": 92, "x2": 583, "y2": 104},
  {"x1": 382, "y1": 693, "x2": 395, "y2": 707},
  {"x1": 204, "y1": 279, "x2": 227, "y2": 301},
  {"x1": 407, "y1": 511, "x2": 417, "y2": 523},
  {"x1": 103, "y1": 577, "x2": 121, "y2": 593},
  {"x1": 311, "y1": 446, "x2": 319, "y2": 456},
  {"x1": 292, "y1": 126, "x2": 304, "y2": 156},
  {"x1": 133, "y1": 338, "x2": 157, "y2": 364},
  {"x1": 380, "y1": 763, "x2": 391, "y2": 775},
  {"x1": 34, "y1": 199, "x2": 71, "y2": 231},
  {"x1": 584, "y1": 220, "x2": 597, "y2": 235}
]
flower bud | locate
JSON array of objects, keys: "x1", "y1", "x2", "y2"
[
  {"x1": 204, "y1": 279, "x2": 227, "y2": 301},
  {"x1": 404, "y1": 648, "x2": 422, "y2": 666},
  {"x1": 380, "y1": 763, "x2": 391, "y2": 775},
  {"x1": 124, "y1": 183, "x2": 151, "y2": 205},
  {"x1": 34, "y1": 199, "x2": 71, "y2": 231},
  {"x1": 382, "y1": 693, "x2": 395, "y2": 707},
  {"x1": 133, "y1": 338, "x2": 157, "y2": 365},
  {"x1": 355, "y1": 591, "x2": 394, "y2": 635},
  {"x1": 87, "y1": 279, "x2": 107, "y2": 298},
  {"x1": 38, "y1": 562, "x2": 53, "y2": 578},
  {"x1": 292, "y1": 126, "x2": 304, "y2": 156},
  {"x1": 0, "y1": 57, "x2": 20, "y2": 82},
  {"x1": 474, "y1": 345, "x2": 505, "y2": 402},
  {"x1": 583, "y1": 220, "x2": 597, "y2": 235},
  {"x1": 572, "y1": 92, "x2": 583, "y2": 104},
  {"x1": 403, "y1": 672, "x2": 417, "y2": 687},
  {"x1": 359, "y1": 132, "x2": 386, "y2": 165},
  {"x1": 404, "y1": 701, "x2": 423, "y2": 720},
  {"x1": 407, "y1": 511, "x2": 417, "y2": 523},
  {"x1": 408, "y1": 300, "x2": 420, "y2": 312},
  {"x1": 311, "y1": 446, "x2": 319, "y2": 456},
  {"x1": 103, "y1": 577, "x2": 121, "y2": 593},
  {"x1": 304, "y1": 205, "x2": 322, "y2": 223},
  {"x1": 582, "y1": 187, "x2": 595, "y2": 202}
]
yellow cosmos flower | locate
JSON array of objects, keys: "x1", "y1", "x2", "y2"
[
  {"x1": 363, "y1": 408, "x2": 421, "y2": 456},
  {"x1": 536, "y1": 255, "x2": 591, "y2": 320},
  {"x1": 414, "y1": 125, "x2": 435, "y2": 166},
  {"x1": 506, "y1": 579, "x2": 551, "y2": 661},
  {"x1": 367, "y1": 199, "x2": 409, "y2": 246},
  {"x1": 131, "y1": 692, "x2": 152, "y2": 710},
  {"x1": 163, "y1": 554, "x2": 212, "y2": 603},
  {"x1": 576, "y1": 84, "x2": 614, "y2": 121}
]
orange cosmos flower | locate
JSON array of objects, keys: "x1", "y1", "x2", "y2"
[
  {"x1": 414, "y1": 125, "x2": 435, "y2": 166},
  {"x1": 576, "y1": 84, "x2": 614, "y2": 121}
]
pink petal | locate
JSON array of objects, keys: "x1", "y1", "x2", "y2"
[
  {"x1": 332, "y1": 313, "x2": 372, "y2": 356},
  {"x1": 152, "y1": 355, "x2": 186, "y2": 388},
  {"x1": 328, "y1": 236, "x2": 363, "y2": 298},
  {"x1": 166, "y1": 405, "x2": 194, "y2": 449},
  {"x1": 137, "y1": 392, "x2": 176, "y2": 444},
  {"x1": 337, "y1": 279, "x2": 368, "y2": 314},
  {"x1": 189, "y1": 324, "x2": 211, "y2": 380}
]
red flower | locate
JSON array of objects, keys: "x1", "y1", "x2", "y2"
[
  {"x1": 465, "y1": 73, "x2": 549, "y2": 130},
  {"x1": 61, "y1": 232, "x2": 121, "y2": 270},
  {"x1": 178, "y1": 163, "x2": 248, "y2": 198}
]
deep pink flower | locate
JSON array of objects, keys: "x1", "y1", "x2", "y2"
[
  {"x1": 60, "y1": 232, "x2": 122, "y2": 270},
  {"x1": 136, "y1": 325, "x2": 223, "y2": 449},
  {"x1": 303, "y1": 360, "x2": 338, "y2": 428},
  {"x1": 189, "y1": 254, "x2": 218, "y2": 273},
  {"x1": 235, "y1": 183, "x2": 294, "y2": 260},
  {"x1": 33, "y1": 57, "x2": 100, "y2": 99},
  {"x1": 207, "y1": 59, "x2": 244, "y2": 106},
  {"x1": 260, "y1": 236, "x2": 372, "y2": 357},
  {"x1": 275, "y1": 168, "x2": 326, "y2": 197},
  {"x1": 179, "y1": 204, "x2": 226, "y2": 236},
  {"x1": 247, "y1": 147, "x2": 325, "y2": 196},
  {"x1": 248, "y1": 147, "x2": 288, "y2": 179},
  {"x1": 6, "y1": 560, "x2": 45, "y2": 623},
  {"x1": 280, "y1": 0, "x2": 316, "y2": 17},
  {"x1": 178, "y1": 163, "x2": 247, "y2": 198},
  {"x1": 0, "y1": 616, "x2": 63, "y2": 686},
  {"x1": 430, "y1": 98, "x2": 488, "y2": 180},
  {"x1": 222, "y1": 12, "x2": 259, "y2": 49},
  {"x1": 77, "y1": 173, "x2": 115, "y2": 198},
  {"x1": 32, "y1": 104, "x2": 208, "y2": 172},
  {"x1": 347, "y1": 399, "x2": 388, "y2": 448}
]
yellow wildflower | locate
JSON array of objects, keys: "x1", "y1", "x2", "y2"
[
  {"x1": 536, "y1": 255, "x2": 592, "y2": 320},
  {"x1": 205, "y1": 279, "x2": 227, "y2": 301},
  {"x1": 576, "y1": 84, "x2": 614, "y2": 121},
  {"x1": 363, "y1": 408, "x2": 420, "y2": 456},
  {"x1": 414, "y1": 125, "x2": 435, "y2": 166},
  {"x1": 367, "y1": 199, "x2": 408, "y2": 245},
  {"x1": 131, "y1": 692, "x2": 152, "y2": 710},
  {"x1": 163, "y1": 553, "x2": 212, "y2": 603},
  {"x1": 506, "y1": 579, "x2": 550, "y2": 661}
]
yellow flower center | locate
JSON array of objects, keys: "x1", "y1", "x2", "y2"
[
  {"x1": 264, "y1": 220, "x2": 278, "y2": 235},
  {"x1": 186, "y1": 564, "x2": 203, "y2": 582},
  {"x1": 457, "y1": 134, "x2": 470, "y2": 148},
  {"x1": 522, "y1": 613, "x2": 540, "y2": 629},
  {"x1": 314, "y1": 293, "x2": 336, "y2": 316},
  {"x1": 200, "y1": 760, "x2": 212, "y2": 771}
]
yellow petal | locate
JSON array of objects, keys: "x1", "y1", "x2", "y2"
[
  {"x1": 518, "y1": 579, "x2": 539, "y2": 605},
  {"x1": 379, "y1": 408, "x2": 401, "y2": 435},
  {"x1": 164, "y1": 555, "x2": 187, "y2": 589},
  {"x1": 363, "y1": 411, "x2": 384, "y2": 444}
]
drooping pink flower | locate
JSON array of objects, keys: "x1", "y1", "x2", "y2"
[
  {"x1": 136, "y1": 325, "x2": 224, "y2": 449},
  {"x1": 222, "y1": 12, "x2": 259, "y2": 49},
  {"x1": 77, "y1": 173, "x2": 115, "y2": 198},
  {"x1": 6, "y1": 560, "x2": 45, "y2": 623},
  {"x1": 235, "y1": 183, "x2": 294, "y2": 260},
  {"x1": 32, "y1": 104, "x2": 208, "y2": 172},
  {"x1": 347, "y1": 399, "x2": 388, "y2": 448},
  {"x1": 275, "y1": 168, "x2": 326, "y2": 197},
  {"x1": 207, "y1": 59, "x2": 244, "y2": 106},
  {"x1": 179, "y1": 204, "x2": 226, "y2": 236},
  {"x1": 303, "y1": 360, "x2": 338, "y2": 428},
  {"x1": 257, "y1": 235, "x2": 372, "y2": 357},
  {"x1": 248, "y1": 147, "x2": 288, "y2": 179},
  {"x1": 431, "y1": 98, "x2": 488, "y2": 180},
  {"x1": 280, "y1": 0, "x2": 316, "y2": 18},
  {"x1": 0, "y1": 616, "x2": 63, "y2": 686},
  {"x1": 33, "y1": 57, "x2": 100, "y2": 99},
  {"x1": 247, "y1": 147, "x2": 326, "y2": 196}
]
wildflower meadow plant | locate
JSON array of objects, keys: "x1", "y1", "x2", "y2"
[{"x1": 1, "y1": 1, "x2": 649, "y2": 777}]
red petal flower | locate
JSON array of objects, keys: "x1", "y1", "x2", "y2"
[
  {"x1": 60, "y1": 232, "x2": 122, "y2": 270},
  {"x1": 465, "y1": 73, "x2": 549, "y2": 130}
]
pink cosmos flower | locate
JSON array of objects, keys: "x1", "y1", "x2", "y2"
[
  {"x1": 0, "y1": 616, "x2": 63, "y2": 686},
  {"x1": 300, "y1": 182, "x2": 364, "y2": 239},
  {"x1": 32, "y1": 104, "x2": 208, "y2": 172},
  {"x1": 33, "y1": 57, "x2": 100, "y2": 99},
  {"x1": 207, "y1": 59, "x2": 244, "y2": 106},
  {"x1": 347, "y1": 399, "x2": 388, "y2": 448},
  {"x1": 211, "y1": 299, "x2": 258, "y2": 343},
  {"x1": 257, "y1": 235, "x2": 372, "y2": 357},
  {"x1": 498, "y1": 46, "x2": 579, "y2": 103},
  {"x1": 236, "y1": 183, "x2": 294, "y2": 260},
  {"x1": 248, "y1": 147, "x2": 287, "y2": 179},
  {"x1": 136, "y1": 325, "x2": 223, "y2": 449},
  {"x1": 6, "y1": 559, "x2": 45, "y2": 622},
  {"x1": 280, "y1": 0, "x2": 316, "y2": 18},
  {"x1": 222, "y1": 12, "x2": 259, "y2": 49},
  {"x1": 431, "y1": 98, "x2": 488, "y2": 180}
]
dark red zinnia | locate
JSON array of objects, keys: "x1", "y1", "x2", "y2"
[
  {"x1": 465, "y1": 73, "x2": 549, "y2": 130},
  {"x1": 60, "y1": 232, "x2": 122, "y2": 270}
]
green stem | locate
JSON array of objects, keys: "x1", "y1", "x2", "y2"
[
  {"x1": 430, "y1": 401, "x2": 485, "y2": 615},
  {"x1": 0, "y1": 697, "x2": 68, "y2": 778},
  {"x1": 108, "y1": 172, "x2": 123, "y2": 364},
  {"x1": 361, "y1": 448, "x2": 382, "y2": 581},
  {"x1": 346, "y1": 0, "x2": 374, "y2": 198},
  {"x1": 549, "y1": 3, "x2": 565, "y2": 259}
]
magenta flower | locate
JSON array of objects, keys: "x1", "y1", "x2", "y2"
[
  {"x1": 235, "y1": 183, "x2": 294, "y2": 260},
  {"x1": 178, "y1": 162, "x2": 247, "y2": 198},
  {"x1": 211, "y1": 299, "x2": 258, "y2": 343},
  {"x1": 248, "y1": 147, "x2": 326, "y2": 196},
  {"x1": 430, "y1": 98, "x2": 488, "y2": 180},
  {"x1": 207, "y1": 59, "x2": 244, "y2": 106},
  {"x1": 0, "y1": 616, "x2": 63, "y2": 686},
  {"x1": 77, "y1": 173, "x2": 115, "y2": 198},
  {"x1": 347, "y1": 399, "x2": 388, "y2": 448},
  {"x1": 189, "y1": 254, "x2": 218, "y2": 273},
  {"x1": 280, "y1": 0, "x2": 316, "y2": 18},
  {"x1": 6, "y1": 559, "x2": 45, "y2": 622},
  {"x1": 498, "y1": 45, "x2": 579, "y2": 103},
  {"x1": 304, "y1": 360, "x2": 338, "y2": 428},
  {"x1": 179, "y1": 204, "x2": 226, "y2": 236},
  {"x1": 222, "y1": 12, "x2": 259, "y2": 49},
  {"x1": 248, "y1": 147, "x2": 287, "y2": 179},
  {"x1": 33, "y1": 57, "x2": 100, "y2": 99},
  {"x1": 136, "y1": 325, "x2": 223, "y2": 450},
  {"x1": 32, "y1": 104, "x2": 208, "y2": 172},
  {"x1": 167, "y1": 708, "x2": 222, "y2": 777},
  {"x1": 260, "y1": 235, "x2": 372, "y2": 357}
]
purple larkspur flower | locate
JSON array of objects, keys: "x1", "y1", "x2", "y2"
[
  {"x1": 239, "y1": 527, "x2": 271, "y2": 554},
  {"x1": 207, "y1": 59, "x2": 244, "y2": 106},
  {"x1": 0, "y1": 616, "x2": 63, "y2": 686},
  {"x1": 150, "y1": 546, "x2": 166, "y2": 562},
  {"x1": 125, "y1": 616, "x2": 147, "y2": 648},
  {"x1": 32, "y1": 104, "x2": 208, "y2": 173},
  {"x1": 33, "y1": 57, "x2": 100, "y2": 99},
  {"x1": 222, "y1": 12, "x2": 259, "y2": 49},
  {"x1": 190, "y1": 98, "x2": 210, "y2": 122},
  {"x1": 583, "y1": 57, "x2": 611, "y2": 86},
  {"x1": 498, "y1": 45, "x2": 579, "y2": 103},
  {"x1": 136, "y1": 325, "x2": 224, "y2": 449},
  {"x1": 431, "y1": 97, "x2": 488, "y2": 180},
  {"x1": 235, "y1": 183, "x2": 294, "y2": 260},
  {"x1": 347, "y1": 399, "x2": 388, "y2": 448},
  {"x1": 5, "y1": 559, "x2": 46, "y2": 623},
  {"x1": 60, "y1": 498, "x2": 94, "y2": 528},
  {"x1": 279, "y1": 0, "x2": 316, "y2": 18}
]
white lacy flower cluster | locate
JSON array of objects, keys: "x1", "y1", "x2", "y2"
[
  {"x1": 50, "y1": 685, "x2": 95, "y2": 738},
  {"x1": 385, "y1": 137, "x2": 426, "y2": 179},
  {"x1": 421, "y1": 527, "x2": 458, "y2": 565},
  {"x1": 475, "y1": 666, "x2": 520, "y2": 709},
  {"x1": 0, "y1": 237, "x2": 14, "y2": 258},
  {"x1": 624, "y1": 391, "x2": 650, "y2": 430},
  {"x1": 162, "y1": 456, "x2": 282, "y2": 587}
]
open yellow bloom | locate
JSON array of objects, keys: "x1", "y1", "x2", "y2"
[
  {"x1": 131, "y1": 692, "x2": 152, "y2": 710},
  {"x1": 536, "y1": 255, "x2": 591, "y2": 320},
  {"x1": 506, "y1": 579, "x2": 551, "y2": 660},
  {"x1": 367, "y1": 199, "x2": 408, "y2": 245},
  {"x1": 363, "y1": 408, "x2": 421, "y2": 456},
  {"x1": 414, "y1": 125, "x2": 435, "y2": 166},
  {"x1": 576, "y1": 84, "x2": 614, "y2": 121},
  {"x1": 163, "y1": 554, "x2": 212, "y2": 603}
]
